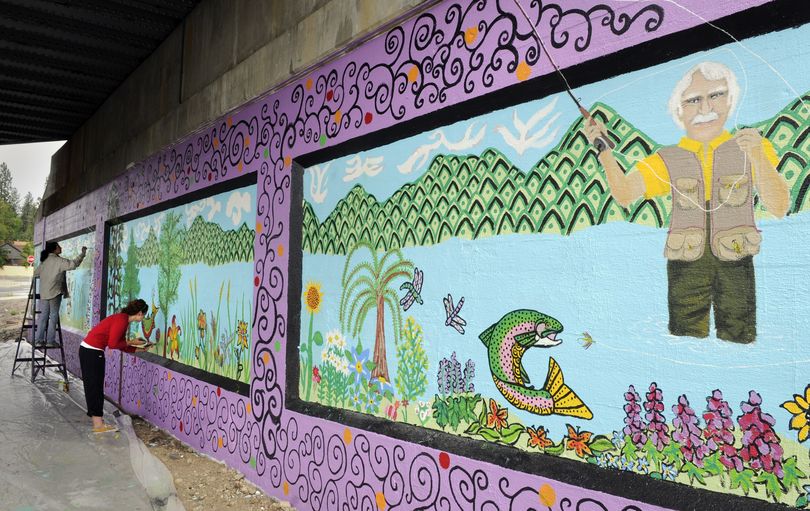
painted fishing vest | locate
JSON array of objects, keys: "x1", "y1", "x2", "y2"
[{"x1": 658, "y1": 141, "x2": 761, "y2": 262}]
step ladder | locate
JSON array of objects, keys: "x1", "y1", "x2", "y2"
[{"x1": 11, "y1": 276, "x2": 70, "y2": 390}]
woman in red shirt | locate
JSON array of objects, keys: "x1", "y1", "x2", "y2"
[{"x1": 79, "y1": 299, "x2": 148, "y2": 433}]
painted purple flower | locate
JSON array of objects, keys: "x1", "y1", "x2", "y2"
[
  {"x1": 672, "y1": 394, "x2": 709, "y2": 467},
  {"x1": 738, "y1": 390, "x2": 784, "y2": 478},
  {"x1": 703, "y1": 389, "x2": 734, "y2": 454},
  {"x1": 644, "y1": 383, "x2": 669, "y2": 450},
  {"x1": 623, "y1": 385, "x2": 648, "y2": 448},
  {"x1": 463, "y1": 359, "x2": 475, "y2": 393}
]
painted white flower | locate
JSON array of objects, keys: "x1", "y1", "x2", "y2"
[{"x1": 325, "y1": 330, "x2": 341, "y2": 347}]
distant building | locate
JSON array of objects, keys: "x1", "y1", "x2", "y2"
[{"x1": 0, "y1": 241, "x2": 30, "y2": 265}]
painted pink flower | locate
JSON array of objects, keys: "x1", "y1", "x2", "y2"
[
  {"x1": 672, "y1": 394, "x2": 709, "y2": 466},
  {"x1": 312, "y1": 366, "x2": 321, "y2": 384},
  {"x1": 623, "y1": 385, "x2": 648, "y2": 448},
  {"x1": 644, "y1": 383, "x2": 669, "y2": 450},
  {"x1": 703, "y1": 389, "x2": 735, "y2": 452},
  {"x1": 738, "y1": 391, "x2": 784, "y2": 478}
]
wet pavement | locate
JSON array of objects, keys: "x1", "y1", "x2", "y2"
[{"x1": 0, "y1": 343, "x2": 182, "y2": 511}]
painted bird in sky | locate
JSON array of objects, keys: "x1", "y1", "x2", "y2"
[{"x1": 399, "y1": 267, "x2": 424, "y2": 311}]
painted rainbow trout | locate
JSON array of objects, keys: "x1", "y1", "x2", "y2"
[{"x1": 479, "y1": 309, "x2": 592, "y2": 419}]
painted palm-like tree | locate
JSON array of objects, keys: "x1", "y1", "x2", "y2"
[{"x1": 339, "y1": 242, "x2": 413, "y2": 382}]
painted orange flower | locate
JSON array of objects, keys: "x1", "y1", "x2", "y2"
[
  {"x1": 237, "y1": 320, "x2": 249, "y2": 349},
  {"x1": 486, "y1": 399, "x2": 508, "y2": 431},
  {"x1": 526, "y1": 426, "x2": 553, "y2": 449},
  {"x1": 782, "y1": 384, "x2": 810, "y2": 442},
  {"x1": 565, "y1": 424, "x2": 593, "y2": 458},
  {"x1": 303, "y1": 282, "x2": 323, "y2": 314}
]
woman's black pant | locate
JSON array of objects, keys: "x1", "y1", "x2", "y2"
[{"x1": 79, "y1": 346, "x2": 105, "y2": 417}]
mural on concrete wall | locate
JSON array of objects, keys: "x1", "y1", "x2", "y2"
[
  {"x1": 56, "y1": 231, "x2": 94, "y2": 333},
  {"x1": 106, "y1": 185, "x2": 255, "y2": 383},
  {"x1": 43, "y1": 1, "x2": 810, "y2": 510},
  {"x1": 300, "y1": 24, "x2": 810, "y2": 506}
]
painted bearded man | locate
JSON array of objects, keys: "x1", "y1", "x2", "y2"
[{"x1": 585, "y1": 61, "x2": 789, "y2": 343}]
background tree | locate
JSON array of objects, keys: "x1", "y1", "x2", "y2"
[
  {"x1": 18, "y1": 192, "x2": 38, "y2": 241},
  {"x1": 339, "y1": 242, "x2": 412, "y2": 381},
  {"x1": 157, "y1": 211, "x2": 184, "y2": 357},
  {"x1": 0, "y1": 162, "x2": 20, "y2": 213},
  {"x1": 121, "y1": 227, "x2": 141, "y2": 304}
]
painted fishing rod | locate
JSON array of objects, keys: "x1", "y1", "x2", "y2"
[{"x1": 511, "y1": 0, "x2": 615, "y2": 152}]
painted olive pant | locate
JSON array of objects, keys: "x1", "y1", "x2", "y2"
[{"x1": 666, "y1": 217, "x2": 756, "y2": 344}]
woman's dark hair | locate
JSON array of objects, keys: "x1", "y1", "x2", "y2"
[
  {"x1": 121, "y1": 299, "x2": 148, "y2": 316},
  {"x1": 40, "y1": 241, "x2": 59, "y2": 262}
]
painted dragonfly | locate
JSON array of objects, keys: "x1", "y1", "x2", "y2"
[
  {"x1": 443, "y1": 293, "x2": 466, "y2": 335},
  {"x1": 399, "y1": 267, "x2": 424, "y2": 311}
]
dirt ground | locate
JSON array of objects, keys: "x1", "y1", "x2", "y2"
[
  {"x1": 0, "y1": 297, "x2": 27, "y2": 342},
  {"x1": 131, "y1": 418, "x2": 295, "y2": 511}
]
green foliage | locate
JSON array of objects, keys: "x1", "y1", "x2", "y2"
[
  {"x1": 395, "y1": 317, "x2": 428, "y2": 420},
  {"x1": 588, "y1": 436, "x2": 616, "y2": 455},
  {"x1": 0, "y1": 162, "x2": 19, "y2": 213},
  {"x1": 729, "y1": 468, "x2": 757, "y2": 496},
  {"x1": 432, "y1": 393, "x2": 480, "y2": 431},
  {"x1": 121, "y1": 228, "x2": 140, "y2": 304},
  {"x1": 339, "y1": 242, "x2": 413, "y2": 380},
  {"x1": 318, "y1": 356, "x2": 351, "y2": 407},
  {"x1": 0, "y1": 200, "x2": 21, "y2": 244},
  {"x1": 157, "y1": 211, "x2": 184, "y2": 357},
  {"x1": 755, "y1": 471, "x2": 785, "y2": 502},
  {"x1": 782, "y1": 457, "x2": 807, "y2": 493}
]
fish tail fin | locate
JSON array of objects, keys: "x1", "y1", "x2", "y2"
[
  {"x1": 479, "y1": 323, "x2": 496, "y2": 346},
  {"x1": 542, "y1": 357, "x2": 593, "y2": 420}
]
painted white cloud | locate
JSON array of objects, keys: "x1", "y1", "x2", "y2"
[
  {"x1": 134, "y1": 212, "x2": 165, "y2": 244},
  {"x1": 495, "y1": 97, "x2": 560, "y2": 156},
  {"x1": 226, "y1": 191, "x2": 252, "y2": 226},
  {"x1": 343, "y1": 155, "x2": 384, "y2": 182},
  {"x1": 397, "y1": 121, "x2": 486, "y2": 175},
  {"x1": 308, "y1": 163, "x2": 330, "y2": 204},
  {"x1": 184, "y1": 197, "x2": 221, "y2": 227}
]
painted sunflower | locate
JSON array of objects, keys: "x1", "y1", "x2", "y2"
[
  {"x1": 781, "y1": 384, "x2": 810, "y2": 442},
  {"x1": 303, "y1": 282, "x2": 323, "y2": 314}
]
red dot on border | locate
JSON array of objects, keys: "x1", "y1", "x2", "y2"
[
  {"x1": 326, "y1": 89, "x2": 334, "y2": 101},
  {"x1": 254, "y1": 276, "x2": 260, "y2": 286},
  {"x1": 364, "y1": 112, "x2": 373, "y2": 124},
  {"x1": 439, "y1": 452, "x2": 450, "y2": 469}
]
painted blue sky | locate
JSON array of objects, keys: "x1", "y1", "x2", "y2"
[
  {"x1": 122, "y1": 185, "x2": 256, "y2": 249},
  {"x1": 305, "y1": 23, "x2": 810, "y2": 221}
]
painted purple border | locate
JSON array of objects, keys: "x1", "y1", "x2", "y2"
[{"x1": 34, "y1": 1, "x2": 776, "y2": 509}]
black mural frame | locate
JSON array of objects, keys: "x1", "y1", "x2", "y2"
[
  {"x1": 44, "y1": 225, "x2": 96, "y2": 333},
  {"x1": 286, "y1": 1, "x2": 810, "y2": 509},
  {"x1": 101, "y1": 171, "x2": 258, "y2": 396}
]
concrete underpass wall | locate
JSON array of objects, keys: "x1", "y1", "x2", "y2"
[{"x1": 36, "y1": 1, "x2": 810, "y2": 509}]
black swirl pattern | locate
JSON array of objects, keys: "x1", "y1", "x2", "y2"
[{"x1": 33, "y1": 1, "x2": 677, "y2": 510}]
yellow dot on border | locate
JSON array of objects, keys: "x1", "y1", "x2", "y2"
[
  {"x1": 343, "y1": 428, "x2": 352, "y2": 445},
  {"x1": 539, "y1": 484, "x2": 556, "y2": 507},
  {"x1": 262, "y1": 353, "x2": 270, "y2": 365},
  {"x1": 283, "y1": 481, "x2": 289, "y2": 496},
  {"x1": 246, "y1": 402, "x2": 252, "y2": 414},
  {"x1": 375, "y1": 491, "x2": 387, "y2": 511},
  {"x1": 407, "y1": 65, "x2": 419, "y2": 83},
  {"x1": 334, "y1": 110, "x2": 342, "y2": 124},
  {"x1": 218, "y1": 437, "x2": 223, "y2": 448},
  {"x1": 516, "y1": 61, "x2": 531, "y2": 81},
  {"x1": 464, "y1": 26, "x2": 478, "y2": 45},
  {"x1": 284, "y1": 155, "x2": 292, "y2": 167},
  {"x1": 256, "y1": 221, "x2": 263, "y2": 234}
]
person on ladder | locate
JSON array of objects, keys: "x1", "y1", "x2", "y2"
[
  {"x1": 80, "y1": 299, "x2": 149, "y2": 434},
  {"x1": 34, "y1": 241, "x2": 86, "y2": 347}
]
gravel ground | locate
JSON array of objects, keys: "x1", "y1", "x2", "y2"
[{"x1": 132, "y1": 418, "x2": 295, "y2": 511}]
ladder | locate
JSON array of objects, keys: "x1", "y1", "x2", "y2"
[{"x1": 11, "y1": 276, "x2": 70, "y2": 390}]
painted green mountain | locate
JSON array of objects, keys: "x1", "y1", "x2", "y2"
[
  {"x1": 119, "y1": 217, "x2": 255, "y2": 267},
  {"x1": 302, "y1": 94, "x2": 810, "y2": 255}
]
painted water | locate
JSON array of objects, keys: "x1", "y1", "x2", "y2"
[{"x1": 303, "y1": 212, "x2": 810, "y2": 440}]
